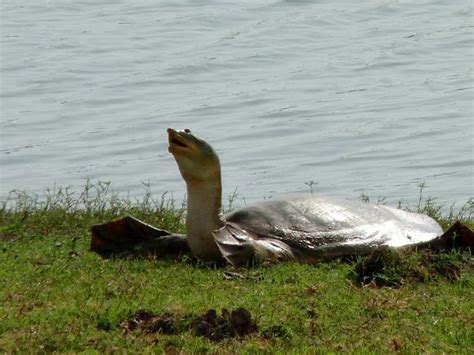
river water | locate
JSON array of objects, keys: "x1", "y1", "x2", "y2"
[{"x1": 1, "y1": 0, "x2": 473, "y2": 210}]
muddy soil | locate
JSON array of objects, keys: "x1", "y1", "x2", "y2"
[
  {"x1": 119, "y1": 307, "x2": 261, "y2": 341},
  {"x1": 120, "y1": 310, "x2": 177, "y2": 335},
  {"x1": 350, "y1": 248, "x2": 473, "y2": 287}
]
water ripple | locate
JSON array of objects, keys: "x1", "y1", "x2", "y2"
[{"x1": 1, "y1": 0, "x2": 472, "y2": 208}]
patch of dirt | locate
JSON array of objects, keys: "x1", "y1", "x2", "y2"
[
  {"x1": 390, "y1": 336, "x2": 402, "y2": 352},
  {"x1": 0, "y1": 231, "x2": 17, "y2": 241},
  {"x1": 261, "y1": 325, "x2": 290, "y2": 339},
  {"x1": 119, "y1": 307, "x2": 258, "y2": 341},
  {"x1": 350, "y1": 248, "x2": 410, "y2": 287},
  {"x1": 191, "y1": 308, "x2": 257, "y2": 341},
  {"x1": 120, "y1": 310, "x2": 177, "y2": 335},
  {"x1": 349, "y1": 248, "x2": 473, "y2": 287},
  {"x1": 419, "y1": 251, "x2": 467, "y2": 281}
]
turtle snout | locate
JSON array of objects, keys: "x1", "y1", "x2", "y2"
[{"x1": 167, "y1": 128, "x2": 191, "y2": 134}]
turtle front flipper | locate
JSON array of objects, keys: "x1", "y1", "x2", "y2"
[
  {"x1": 212, "y1": 222, "x2": 295, "y2": 266},
  {"x1": 91, "y1": 216, "x2": 189, "y2": 258}
]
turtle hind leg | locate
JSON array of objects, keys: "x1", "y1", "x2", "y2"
[
  {"x1": 441, "y1": 221, "x2": 474, "y2": 251},
  {"x1": 417, "y1": 221, "x2": 474, "y2": 252},
  {"x1": 90, "y1": 216, "x2": 189, "y2": 258}
]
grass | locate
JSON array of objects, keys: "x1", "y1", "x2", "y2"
[{"x1": 0, "y1": 181, "x2": 473, "y2": 353}]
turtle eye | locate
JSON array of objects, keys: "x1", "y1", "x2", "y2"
[{"x1": 184, "y1": 128, "x2": 191, "y2": 133}]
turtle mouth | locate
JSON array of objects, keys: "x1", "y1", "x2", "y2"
[
  {"x1": 169, "y1": 136, "x2": 188, "y2": 148},
  {"x1": 168, "y1": 128, "x2": 190, "y2": 151}
]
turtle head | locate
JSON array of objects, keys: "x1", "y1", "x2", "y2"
[{"x1": 167, "y1": 128, "x2": 221, "y2": 183}]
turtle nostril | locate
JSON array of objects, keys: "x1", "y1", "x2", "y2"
[{"x1": 184, "y1": 128, "x2": 191, "y2": 133}]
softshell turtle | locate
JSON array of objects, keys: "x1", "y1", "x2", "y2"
[{"x1": 91, "y1": 129, "x2": 473, "y2": 265}]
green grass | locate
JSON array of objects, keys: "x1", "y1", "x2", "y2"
[{"x1": 1, "y1": 182, "x2": 473, "y2": 353}]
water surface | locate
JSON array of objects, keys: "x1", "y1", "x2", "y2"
[{"x1": 1, "y1": 0, "x2": 473, "y2": 209}]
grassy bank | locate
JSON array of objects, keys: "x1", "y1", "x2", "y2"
[{"x1": 1, "y1": 183, "x2": 473, "y2": 353}]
